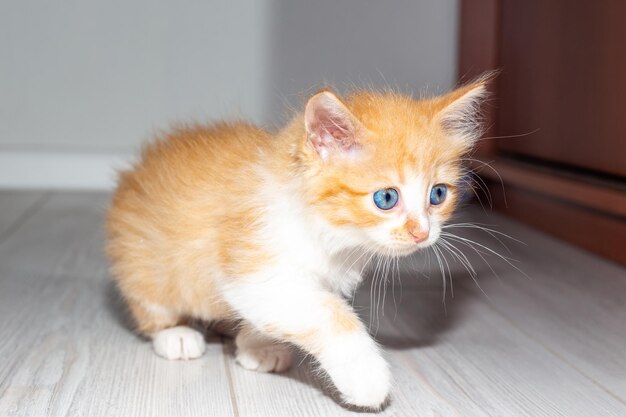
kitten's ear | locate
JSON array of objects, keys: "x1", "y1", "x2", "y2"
[
  {"x1": 304, "y1": 91, "x2": 365, "y2": 161},
  {"x1": 434, "y1": 77, "x2": 490, "y2": 147}
]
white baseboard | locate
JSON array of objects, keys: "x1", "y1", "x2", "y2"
[{"x1": 0, "y1": 151, "x2": 136, "y2": 190}]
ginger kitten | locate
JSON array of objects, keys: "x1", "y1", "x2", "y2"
[{"x1": 105, "y1": 79, "x2": 487, "y2": 409}]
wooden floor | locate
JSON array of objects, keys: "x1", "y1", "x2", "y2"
[{"x1": 0, "y1": 190, "x2": 624, "y2": 417}]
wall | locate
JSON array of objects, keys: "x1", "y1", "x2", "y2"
[{"x1": 0, "y1": 0, "x2": 459, "y2": 189}]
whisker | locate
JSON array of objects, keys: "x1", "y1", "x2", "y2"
[
  {"x1": 337, "y1": 246, "x2": 363, "y2": 271},
  {"x1": 439, "y1": 238, "x2": 492, "y2": 300},
  {"x1": 430, "y1": 244, "x2": 447, "y2": 312},
  {"x1": 438, "y1": 238, "x2": 477, "y2": 277},
  {"x1": 469, "y1": 173, "x2": 494, "y2": 208},
  {"x1": 478, "y1": 128, "x2": 541, "y2": 141},
  {"x1": 443, "y1": 223, "x2": 526, "y2": 246},
  {"x1": 369, "y1": 254, "x2": 382, "y2": 330},
  {"x1": 445, "y1": 227, "x2": 514, "y2": 256},
  {"x1": 442, "y1": 233, "x2": 529, "y2": 279},
  {"x1": 460, "y1": 157, "x2": 507, "y2": 208},
  {"x1": 435, "y1": 242, "x2": 454, "y2": 298},
  {"x1": 353, "y1": 249, "x2": 377, "y2": 308},
  {"x1": 460, "y1": 176, "x2": 491, "y2": 211},
  {"x1": 380, "y1": 251, "x2": 389, "y2": 319},
  {"x1": 391, "y1": 255, "x2": 401, "y2": 320}
]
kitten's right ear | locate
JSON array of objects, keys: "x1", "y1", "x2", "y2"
[
  {"x1": 304, "y1": 91, "x2": 365, "y2": 161},
  {"x1": 434, "y1": 73, "x2": 493, "y2": 148}
]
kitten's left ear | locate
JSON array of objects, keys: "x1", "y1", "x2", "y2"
[
  {"x1": 304, "y1": 91, "x2": 365, "y2": 161},
  {"x1": 434, "y1": 77, "x2": 490, "y2": 147}
]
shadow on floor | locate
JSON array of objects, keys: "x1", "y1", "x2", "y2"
[
  {"x1": 354, "y1": 255, "x2": 510, "y2": 350},
  {"x1": 104, "y1": 281, "x2": 136, "y2": 335}
]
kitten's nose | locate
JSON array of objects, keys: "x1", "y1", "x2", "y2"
[
  {"x1": 408, "y1": 229, "x2": 429, "y2": 243},
  {"x1": 406, "y1": 218, "x2": 430, "y2": 243}
]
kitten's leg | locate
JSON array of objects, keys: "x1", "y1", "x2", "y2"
[
  {"x1": 222, "y1": 283, "x2": 390, "y2": 409},
  {"x1": 127, "y1": 298, "x2": 206, "y2": 360},
  {"x1": 235, "y1": 322, "x2": 294, "y2": 373}
]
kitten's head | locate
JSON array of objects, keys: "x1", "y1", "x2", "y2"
[{"x1": 300, "y1": 79, "x2": 488, "y2": 256}]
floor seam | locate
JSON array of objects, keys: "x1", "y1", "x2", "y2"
[{"x1": 221, "y1": 336, "x2": 241, "y2": 417}]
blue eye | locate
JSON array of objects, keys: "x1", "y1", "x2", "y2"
[
  {"x1": 373, "y1": 188, "x2": 399, "y2": 210},
  {"x1": 430, "y1": 184, "x2": 448, "y2": 205}
]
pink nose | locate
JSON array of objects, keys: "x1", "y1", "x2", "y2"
[{"x1": 409, "y1": 230, "x2": 429, "y2": 243}]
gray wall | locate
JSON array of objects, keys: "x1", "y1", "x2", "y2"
[
  {"x1": 0, "y1": 0, "x2": 272, "y2": 152},
  {"x1": 266, "y1": 0, "x2": 459, "y2": 126},
  {"x1": 0, "y1": 0, "x2": 458, "y2": 188}
]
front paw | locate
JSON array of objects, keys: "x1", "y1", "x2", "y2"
[
  {"x1": 236, "y1": 343, "x2": 294, "y2": 373},
  {"x1": 152, "y1": 326, "x2": 206, "y2": 360},
  {"x1": 321, "y1": 334, "x2": 391, "y2": 410}
]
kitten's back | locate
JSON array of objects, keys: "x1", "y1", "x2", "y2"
[{"x1": 105, "y1": 122, "x2": 272, "y2": 326}]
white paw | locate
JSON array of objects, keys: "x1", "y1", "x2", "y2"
[
  {"x1": 321, "y1": 333, "x2": 391, "y2": 409},
  {"x1": 152, "y1": 326, "x2": 206, "y2": 360},
  {"x1": 236, "y1": 344, "x2": 293, "y2": 373}
]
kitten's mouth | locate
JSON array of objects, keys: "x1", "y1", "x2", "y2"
[
  {"x1": 389, "y1": 238, "x2": 437, "y2": 257},
  {"x1": 396, "y1": 248, "x2": 420, "y2": 257},
  {"x1": 387, "y1": 243, "x2": 424, "y2": 257}
]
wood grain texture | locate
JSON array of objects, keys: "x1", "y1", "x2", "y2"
[
  {"x1": 498, "y1": 0, "x2": 626, "y2": 177},
  {"x1": 457, "y1": 0, "x2": 501, "y2": 157},
  {"x1": 0, "y1": 191, "x2": 625, "y2": 416},
  {"x1": 480, "y1": 159, "x2": 626, "y2": 218},
  {"x1": 459, "y1": 0, "x2": 626, "y2": 266},
  {"x1": 475, "y1": 158, "x2": 626, "y2": 265},
  {"x1": 0, "y1": 192, "x2": 235, "y2": 417},
  {"x1": 450, "y1": 212, "x2": 626, "y2": 400},
  {"x1": 487, "y1": 182, "x2": 626, "y2": 266}
]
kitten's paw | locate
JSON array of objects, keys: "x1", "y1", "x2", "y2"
[
  {"x1": 336, "y1": 354, "x2": 390, "y2": 409},
  {"x1": 152, "y1": 326, "x2": 206, "y2": 360},
  {"x1": 236, "y1": 344, "x2": 293, "y2": 373},
  {"x1": 322, "y1": 334, "x2": 391, "y2": 410}
]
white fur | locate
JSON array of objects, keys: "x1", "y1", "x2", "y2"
[
  {"x1": 318, "y1": 331, "x2": 390, "y2": 408},
  {"x1": 216, "y1": 164, "x2": 456, "y2": 407},
  {"x1": 366, "y1": 173, "x2": 443, "y2": 255},
  {"x1": 215, "y1": 172, "x2": 392, "y2": 408},
  {"x1": 222, "y1": 279, "x2": 391, "y2": 408},
  {"x1": 152, "y1": 326, "x2": 206, "y2": 360},
  {"x1": 235, "y1": 330, "x2": 293, "y2": 373},
  {"x1": 143, "y1": 301, "x2": 177, "y2": 322},
  {"x1": 211, "y1": 162, "x2": 456, "y2": 408}
]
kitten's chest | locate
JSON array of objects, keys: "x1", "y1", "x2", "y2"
[
  {"x1": 265, "y1": 214, "x2": 363, "y2": 294},
  {"x1": 258, "y1": 181, "x2": 364, "y2": 293}
]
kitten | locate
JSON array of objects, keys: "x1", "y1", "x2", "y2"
[{"x1": 105, "y1": 79, "x2": 487, "y2": 409}]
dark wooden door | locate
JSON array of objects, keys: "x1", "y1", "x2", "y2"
[
  {"x1": 458, "y1": 0, "x2": 626, "y2": 265},
  {"x1": 498, "y1": 0, "x2": 626, "y2": 178}
]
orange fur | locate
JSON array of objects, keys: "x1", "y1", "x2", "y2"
[{"x1": 105, "y1": 81, "x2": 486, "y2": 336}]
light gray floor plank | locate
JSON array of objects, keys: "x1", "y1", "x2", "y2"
[
  {"x1": 224, "y1": 340, "x2": 347, "y2": 417},
  {"x1": 380, "y1": 289, "x2": 625, "y2": 417},
  {"x1": 1, "y1": 192, "x2": 625, "y2": 417},
  {"x1": 0, "y1": 192, "x2": 111, "y2": 279},
  {"x1": 0, "y1": 190, "x2": 49, "y2": 241},
  {"x1": 446, "y1": 210, "x2": 626, "y2": 401},
  {"x1": 0, "y1": 193, "x2": 236, "y2": 417},
  {"x1": 224, "y1": 315, "x2": 469, "y2": 417}
]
